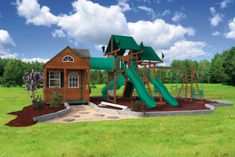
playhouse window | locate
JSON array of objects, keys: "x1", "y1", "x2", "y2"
[
  {"x1": 49, "y1": 71, "x2": 61, "y2": 88},
  {"x1": 68, "y1": 72, "x2": 79, "y2": 88},
  {"x1": 62, "y1": 55, "x2": 74, "y2": 62}
]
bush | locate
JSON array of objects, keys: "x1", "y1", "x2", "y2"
[
  {"x1": 49, "y1": 91, "x2": 63, "y2": 108},
  {"x1": 131, "y1": 100, "x2": 143, "y2": 111},
  {"x1": 91, "y1": 82, "x2": 96, "y2": 88},
  {"x1": 32, "y1": 95, "x2": 44, "y2": 109},
  {"x1": 2, "y1": 60, "x2": 25, "y2": 86}
]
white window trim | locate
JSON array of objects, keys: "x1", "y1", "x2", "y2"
[
  {"x1": 68, "y1": 72, "x2": 79, "y2": 88},
  {"x1": 62, "y1": 55, "x2": 74, "y2": 62},
  {"x1": 49, "y1": 71, "x2": 61, "y2": 88}
]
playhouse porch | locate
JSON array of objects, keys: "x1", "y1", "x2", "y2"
[{"x1": 43, "y1": 68, "x2": 90, "y2": 104}]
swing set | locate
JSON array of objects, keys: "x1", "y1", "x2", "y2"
[{"x1": 153, "y1": 65, "x2": 204, "y2": 101}]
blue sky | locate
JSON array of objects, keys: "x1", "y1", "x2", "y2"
[{"x1": 0, "y1": 0, "x2": 234, "y2": 63}]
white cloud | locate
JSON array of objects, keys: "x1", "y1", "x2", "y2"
[
  {"x1": 21, "y1": 57, "x2": 49, "y2": 63},
  {"x1": 162, "y1": 40, "x2": 206, "y2": 61},
  {"x1": 16, "y1": 0, "x2": 129, "y2": 44},
  {"x1": 220, "y1": 0, "x2": 232, "y2": 9},
  {"x1": 210, "y1": 7, "x2": 223, "y2": 26},
  {"x1": 0, "y1": 51, "x2": 18, "y2": 59},
  {"x1": 212, "y1": 31, "x2": 221, "y2": 36},
  {"x1": 16, "y1": 0, "x2": 59, "y2": 26},
  {"x1": 138, "y1": 5, "x2": 156, "y2": 19},
  {"x1": 172, "y1": 11, "x2": 186, "y2": 23},
  {"x1": 162, "y1": 10, "x2": 171, "y2": 16},
  {"x1": 211, "y1": 15, "x2": 223, "y2": 26},
  {"x1": 57, "y1": 0, "x2": 128, "y2": 44},
  {"x1": 143, "y1": 0, "x2": 152, "y2": 4},
  {"x1": 0, "y1": 28, "x2": 48, "y2": 62},
  {"x1": 16, "y1": 0, "x2": 207, "y2": 62},
  {"x1": 225, "y1": 17, "x2": 235, "y2": 39},
  {"x1": 0, "y1": 29, "x2": 15, "y2": 48},
  {"x1": 52, "y1": 29, "x2": 66, "y2": 38},
  {"x1": 128, "y1": 19, "x2": 195, "y2": 49},
  {"x1": 210, "y1": 7, "x2": 216, "y2": 14},
  {"x1": 0, "y1": 29, "x2": 17, "y2": 59},
  {"x1": 118, "y1": 0, "x2": 131, "y2": 12},
  {"x1": 94, "y1": 44, "x2": 104, "y2": 51},
  {"x1": 17, "y1": 0, "x2": 196, "y2": 48}
]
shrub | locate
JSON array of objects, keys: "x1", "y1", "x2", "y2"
[
  {"x1": 91, "y1": 82, "x2": 96, "y2": 88},
  {"x1": 49, "y1": 91, "x2": 63, "y2": 108},
  {"x1": 23, "y1": 69, "x2": 44, "y2": 109},
  {"x1": 32, "y1": 95, "x2": 44, "y2": 109},
  {"x1": 131, "y1": 100, "x2": 143, "y2": 111}
]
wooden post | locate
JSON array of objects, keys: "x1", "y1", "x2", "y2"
[
  {"x1": 177, "y1": 82, "x2": 184, "y2": 98},
  {"x1": 87, "y1": 69, "x2": 90, "y2": 101},
  {"x1": 147, "y1": 83, "x2": 152, "y2": 94},
  {"x1": 135, "y1": 54, "x2": 138, "y2": 72},
  {"x1": 192, "y1": 67, "x2": 202, "y2": 101},
  {"x1": 190, "y1": 66, "x2": 193, "y2": 101},
  {"x1": 114, "y1": 54, "x2": 117, "y2": 103},
  {"x1": 144, "y1": 65, "x2": 146, "y2": 82},
  {"x1": 185, "y1": 69, "x2": 188, "y2": 100},
  {"x1": 111, "y1": 37, "x2": 117, "y2": 103},
  {"x1": 153, "y1": 63, "x2": 156, "y2": 76},
  {"x1": 195, "y1": 80, "x2": 201, "y2": 100},
  {"x1": 111, "y1": 36, "x2": 113, "y2": 56},
  {"x1": 64, "y1": 68, "x2": 67, "y2": 101},
  {"x1": 43, "y1": 68, "x2": 47, "y2": 102}
]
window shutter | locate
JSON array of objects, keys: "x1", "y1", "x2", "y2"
[
  {"x1": 61, "y1": 71, "x2": 64, "y2": 87},
  {"x1": 47, "y1": 72, "x2": 49, "y2": 87}
]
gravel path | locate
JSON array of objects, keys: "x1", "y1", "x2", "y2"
[{"x1": 47, "y1": 105, "x2": 139, "y2": 123}]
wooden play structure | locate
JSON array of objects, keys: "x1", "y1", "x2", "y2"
[
  {"x1": 98, "y1": 35, "x2": 203, "y2": 106},
  {"x1": 43, "y1": 35, "x2": 203, "y2": 109}
]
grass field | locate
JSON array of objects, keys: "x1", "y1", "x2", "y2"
[{"x1": 0, "y1": 84, "x2": 235, "y2": 157}]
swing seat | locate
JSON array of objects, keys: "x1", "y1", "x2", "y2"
[{"x1": 192, "y1": 89, "x2": 204, "y2": 99}]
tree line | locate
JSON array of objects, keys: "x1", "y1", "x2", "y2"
[
  {"x1": 0, "y1": 47, "x2": 234, "y2": 87},
  {"x1": 0, "y1": 59, "x2": 43, "y2": 87}
]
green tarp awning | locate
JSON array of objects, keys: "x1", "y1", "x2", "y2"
[
  {"x1": 138, "y1": 42, "x2": 162, "y2": 62},
  {"x1": 105, "y1": 35, "x2": 141, "y2": 55}
]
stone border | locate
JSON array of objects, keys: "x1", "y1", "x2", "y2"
[
  {"x1": 204, "y1": 99, "x2": 233, "y2": 107},
  {"x1": 179, "y1": 97, "x2": 233, "y2": 107},
  {"x1": 33, "y1": 102, "x2": 71, "y2": 122},
  {"x1": 89, "y1": 99, "x2": 232, "y2": 117}
]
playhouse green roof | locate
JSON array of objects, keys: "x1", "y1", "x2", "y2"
[
  {"x1": 105, "y1": 35, "x2": 141, "y2": 55},
  {"x1": 138, "y1": 42, "x2": 162, "y2": 62}
]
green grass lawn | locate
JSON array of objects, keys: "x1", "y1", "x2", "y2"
[{"x1": 0, "y1": 84, "x2": 235, "y2": 157}]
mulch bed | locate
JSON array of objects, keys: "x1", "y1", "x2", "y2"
[
  {"x1": 5, "y1": 104, "x2": 65, "y2": 127},
  {"x1": 90, "y1": 96, "x2": 217, "y2": 112}
]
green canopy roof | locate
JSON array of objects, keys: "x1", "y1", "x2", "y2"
[
  {"x1": 138, "y1": 42, "x2": 162, "y2": 62},
  {"x1": 105, "y1": 35, "x2": 141, "y2": 55}
]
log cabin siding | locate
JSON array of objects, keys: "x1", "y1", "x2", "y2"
[{"x1": 43, "y1": 47, "x2": 90, "y2": 104}]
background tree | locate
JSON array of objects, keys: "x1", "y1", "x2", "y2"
[
  {"x1": 2, "y1": 60, "x2": 25, "y2": 86},
  {"x1": 198, "y1": 60, "x2": 210, "y2": 83},
  {"x1": 222, "y1": 47, "x2": 235, "y2": 85},
  {"x1": 209, "y1": 54, "x2": 227, "y2": 83}
]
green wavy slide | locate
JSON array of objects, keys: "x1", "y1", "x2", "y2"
[
  {"x1": 146, "y1": 70, "x2": 178, "y2": 107},
  {"x1": 121, "y1": 63, "x2": 156, "y2": 109}
]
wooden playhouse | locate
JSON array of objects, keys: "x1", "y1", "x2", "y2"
[{"x1": 43, "y1": 46, "x2": 90, "y2": 104}]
